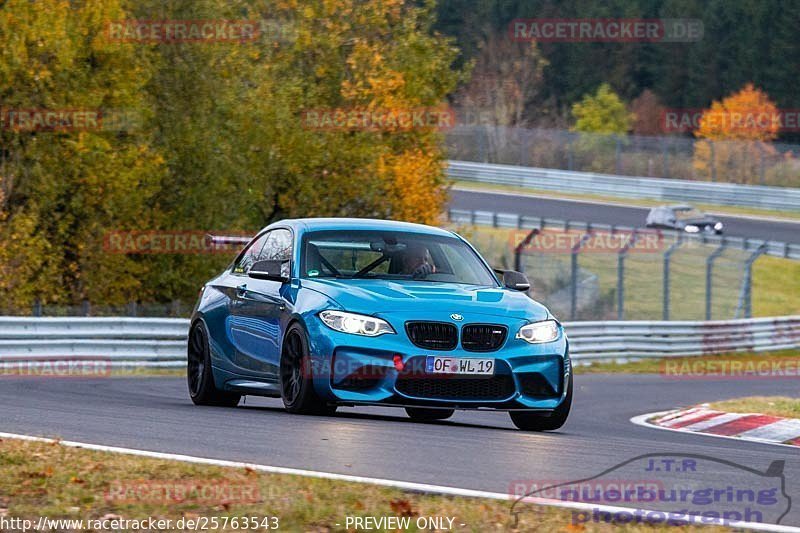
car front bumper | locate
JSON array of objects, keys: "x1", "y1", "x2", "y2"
[{"x1": 304, "y1": 313, "x2": 571, "y2": 411}]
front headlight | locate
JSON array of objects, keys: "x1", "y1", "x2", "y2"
[
  {"x1": 319, "y1": 310, "x2": 395, "y2": 337},
  {"x1": 714, "y1": 222, "x2": 723, "y2": 230},
  {"x1": 516, "y1": 319, "x2": 560, "y2": 344},
  {"x1": 684, "y1": 224, "x2": 700, "y2": 233}
]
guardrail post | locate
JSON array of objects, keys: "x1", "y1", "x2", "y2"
[
  {"x1": 741, "y1": 243, "x2": 768, "y2": 318},
  {"x1": 614, "y1": 135, "x2": 622, "y2": 174},
  {"x1": 514, "y1": 228, "x2": 540, "y2": 273},
  {"x1": 705, "y1": 238, "x2": 727, "y2": 320},
  {"x1": 81, "y1": 300, "x2": 90, "y2": 317},
  {"x1": 570, "y1": 233, "x2": 592, "y2": 320},
  {"x1": 33, "y1": 299, "x2": 42, "y2": 317},
  {"x1": 662, "y1": 233, "x2": 683, "y2": 320},
  {"x1": 617, "y1": 230, "x2": 639, "y2": 320}
]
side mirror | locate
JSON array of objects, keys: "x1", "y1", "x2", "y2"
[
  {"x1": 494, "y1": 269, "x2": 531, "y2": 292},
  {"x1": 249, "y1": 260, "x2": 290, "y2": 282}
]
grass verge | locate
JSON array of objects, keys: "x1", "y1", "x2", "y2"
[
  {"x1": 0, "y1": 438, "x2": 725, "y2": 532},
  {"x1": 706, "y1": 396, "x2": 800, "y2": 419},
  {"x1": 573, "y1": 349, "x2": 800, "y2": 375}
]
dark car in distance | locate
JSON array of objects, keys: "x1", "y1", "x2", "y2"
[{"x1": 646, "y1": 205, "x2": 723, "y2": 234}]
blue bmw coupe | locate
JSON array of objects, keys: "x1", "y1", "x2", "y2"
[{"x1": 188, "y1": 218, "x2": 571, "y2": 430}]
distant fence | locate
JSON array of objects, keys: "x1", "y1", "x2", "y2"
[
  {"x1": 446, "y1": 160, "x2": 800, "y2": 212},
  {"x1": 447, "y1": 208, "x2": 797, "y2": 322},
  {"x1": 1, "y1": 316, "x2": 797, "y2": 366},
  {"x1": 447, "y1": 208, "x2": 800, "y2": 260},
  {"x1": 445, "y1": 125, "x2": 800, "y2": 188}
]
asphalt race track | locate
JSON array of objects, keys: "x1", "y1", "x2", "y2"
[
  {"x1": 3, "y1": 374, "x2": 799, "y2": 526},
  {"x1": 450, "y1": 188, "x2": 800, "y2": 245}
]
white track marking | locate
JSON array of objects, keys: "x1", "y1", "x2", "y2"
[
  {"x1": 683, "y1": 412, "x2": 748, "y2": 431},
  {"x1": 738, "y1": 419, "x2": 800, "y2": 443},
  {"x1": 660, "y1": 408, "x2": 722, "y2": 428},
  {"x1": 0, "y1": 431, "x2": 798, "y2": 532}
]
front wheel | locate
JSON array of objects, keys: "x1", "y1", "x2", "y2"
[
  {"x1": 405, "y1": 407, "x2": 454, "y2": 421},
  {"x1": 510, "y1": 372, "x2": 572, "y2": 431},
  {"x1": 187, "y1": 322, "x2": 241, "y2": 407},
  {"x1": 280, "y1": 324, "x2": 337, "y2": 416}
]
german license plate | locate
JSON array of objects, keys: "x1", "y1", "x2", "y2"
[{"x1": 425, "y1": 356, "x2": 495, "y2": 376}]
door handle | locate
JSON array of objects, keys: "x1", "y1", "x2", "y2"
[{"x1": 236, "y1": 284, "x2": 247, "y2": 297}]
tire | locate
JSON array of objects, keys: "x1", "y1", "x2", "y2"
[
  {"x1": 405, "y1": 407, "x2": 455, "y2": 421},
  {"x1": 280, "y1": 323, "x2": 337, "y2": 416},
  {"x1": 509, "y1": 372, "x2": 572, "y2": 431},
  {"x1": 187, "y1": 321, "x2": 241, "y2": 407}
]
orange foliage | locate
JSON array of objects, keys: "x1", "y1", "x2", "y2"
[
  {"x1": 695, "y1": 83, "x2": 779, "y2": 142},
  {"x1": 692, "y1": 84, "x2": 781, "y2": 183},
  {"x1": 377, "y1": 149, "x2": 448, "y2": 225}
]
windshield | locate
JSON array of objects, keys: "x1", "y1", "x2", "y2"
[
  {"x1": 301, "y1": 230, "x2": 498, "y2": 286},
  {"x1": 673, "y1": 207, "x2": 706, "y2": 220}
]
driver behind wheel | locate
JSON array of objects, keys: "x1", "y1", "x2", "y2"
[{"x1": 401, "y1": 243, "x2": 436, "y2": 278}]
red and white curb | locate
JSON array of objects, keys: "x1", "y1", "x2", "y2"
[{"x1": 631, "y1": 405, "x2": 800, "y2": 448}]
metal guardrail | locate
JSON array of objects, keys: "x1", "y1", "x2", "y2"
[
  {"x1": 0, "y1": 317, "x2": 187, "y2": 365},
  {"x1": 566, "y1": 316, "x2": 800, "y2": 360},
  {"x1": 447, "y1": 208, "x2": 800, "y2": 260},
  {"x1": 447, "y1": 160, "x2": 800, "y2": 212},
  {"x1": 1, "y1": 316, "x2": 798, "y2": 366}
]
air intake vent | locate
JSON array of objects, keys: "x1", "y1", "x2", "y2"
[
  {"x1": 461, "y1": 324, "x2": 507, "y2": 352},
  {"x1": 405, "y1": 321, "x2": 458, "y2": 351}
]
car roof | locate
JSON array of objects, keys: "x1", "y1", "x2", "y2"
[{"x1": 263, "y1": 217, "x2": 457, "y2": 238}]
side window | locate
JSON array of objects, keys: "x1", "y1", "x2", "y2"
[
  {"x1": 232, "y1": 232, "x2": 270, "y2": 275},
  {"x1": 261, "y1": 229, "x2": 293, "y2": 278},
  {"x1": 262, "y1": 229, "x2": 292, "y2": 261}
]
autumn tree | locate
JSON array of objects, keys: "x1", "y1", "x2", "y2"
[
  {"x1": 631, "y1": 90, "x2": 666, "y2": 136},
  {"x1": 0, "y1": 0, "x2": 462, "y2": 309},
  {"x1": 570, "y1": 83, "x2": 632, "y2": 172},
  {"x1": 693, "y1": 84, "x2": 779, "y2": 183},
  {"x1": 571, "y1": 83, "x2": 632, "y2": 135},
  {"x1": 0, "y1": 0, "x2": 165, "y2": 309}
]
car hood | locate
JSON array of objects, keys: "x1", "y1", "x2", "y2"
[
  {"x1": 678, "y1": 217, "x2": 718, "y2": 227},
  {"x1": 301, "y1": 278, "x2": 550, "y2": 321}
]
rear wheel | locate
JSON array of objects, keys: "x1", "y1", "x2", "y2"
[
  {"x1": 405, "y1": 407, "x2": 455, "y2": 421},
  {"x1": 187, "y1": 322, "x2": 241, "y2": 407},
  {"x1": 280, "y1": 324, "x2": 337, "y2": 415},
  {"x1": 510, "y1": 373, "x2": 572, "y2": 431}
]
